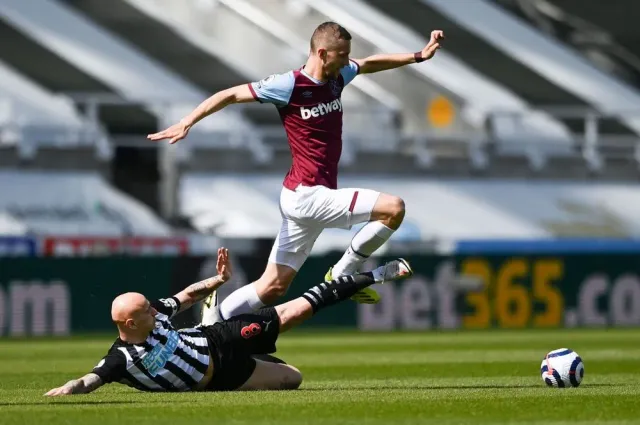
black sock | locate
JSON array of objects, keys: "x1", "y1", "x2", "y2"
[{"x1": 302, "y1": 272, "x2": 375, "y2": 314}]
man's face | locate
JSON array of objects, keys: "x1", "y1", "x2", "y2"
[
  {"x1": 128, "y1": 299, "x2": 157, "y2": 334},
  {"x1": 321, "y1": 39, "x2": 351, "y2": 78}
]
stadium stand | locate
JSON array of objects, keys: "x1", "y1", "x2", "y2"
[
  {"x1": 423, "y1": 0, "x2": 640, "y2": 135},
  {"x1": 369, "y1": 0, "x2": 637, "y2": 132},
  {"x1": 366, "y1": 0, "x2": 640, "y2": 169},
  {"x1": 0, "y1": 58, "x2": 109, "y2": 168},
  {"x1": 2, "y1": 0, "x2": 640, "y2": 254},
  {"x1": 60, "y1": 0, "x2": 400, "y2": 159},
  {"x1": 0, "y1": 0, "x2": 261, "y2": 141},
  {"x1": 493, "y1": 0, "x2": 640, "y2": 88},
  {"x1": 0, "y1": 0, "x2": 270, "y2": 210},
  {"x1": 0, "y1": 170, "x2": 172, "y2": 236},
  {"x1": 181, "y1": 173, "x2": 640, "y2": 254},
  {"x1": 256, "y1": 0, "x2": 572, "y2": 150},
  {"x1": 0, "y1": 211, "x2": 27, "y2": 236}
]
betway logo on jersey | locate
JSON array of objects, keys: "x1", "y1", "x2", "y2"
[{"x1": 300, "y1": 99, "x2": 342, "y2": 120}]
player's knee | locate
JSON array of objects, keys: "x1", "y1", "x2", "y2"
[
  {"x1": 391, "y1": 196, "x2": 406, "y2": 218},
  {"x1": 256, "y1": 264, "x2": 296, "y2": 303},
  {"x1": 259, "y1": 276, "x2": 292, "y2": 301},
  {"x1": 373, "y1": 194, "x2": 406, "y2": 228},
  {"x1": 281, "y1": 365, "x2": 303, "y2": 390},
  {"x1": 266, "y1": 282, "x2": 289, "y2": 299},
  {"x1": 387, "y1": 196, "x2": 405, "y2": 227}
]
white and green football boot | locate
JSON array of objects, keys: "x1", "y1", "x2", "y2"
[{"x1": 201, "y1": 290, "x2": 222, "y2": 326}]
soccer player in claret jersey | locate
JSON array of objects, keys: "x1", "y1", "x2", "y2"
[
  {"x1": 45, "y1": 248, "x2": 413, "y2": 395},
  {"x1": 148, "y1": 22, "x2": 444, "y2": 323}
]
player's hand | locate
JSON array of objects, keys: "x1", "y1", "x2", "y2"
[
  {"x1": 44, "y1": 386, "x2": 73, "y2": 397},
  {"x1": 147, "y1": 120, "x2": 190, "y2": 144},
  {"x1": 216, "y1": 247, "x2": 232, "y2": 283},
  {"x1": 421, "y1": 30, "x2": 444, "y2": 61}
]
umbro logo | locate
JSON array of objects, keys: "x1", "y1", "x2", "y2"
[{"x1": 302, "y1": 91, "x2": 312, "y2": 98}]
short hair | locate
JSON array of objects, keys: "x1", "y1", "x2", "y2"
[{"x1": 310, "y1": 22, "x2": 352, "y2": 51}]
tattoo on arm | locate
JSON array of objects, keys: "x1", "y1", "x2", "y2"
[
  {"x1": 185, "y1": 276, "x2": 224, "y2": 302},
  {"x1": 64, "y1": 373, "x2": 103, "y2": 394}
]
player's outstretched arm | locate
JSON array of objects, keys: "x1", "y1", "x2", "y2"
[
  {"x1": 355, "y1": 30, "x2": 444, "y2": 74},
  {"x1": 147, "y1": 84, "x2": 256, "y2": 144},
  {"x1": 173, "y1": 247, "x2": 232, "y2": 313},
  {"x1": 44, "y1": 373, "x2": 104, "y2": 396}
]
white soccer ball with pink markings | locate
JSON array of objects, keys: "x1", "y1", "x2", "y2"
[{"x1": 540, "y1": 348, "x2": 584, "y2": 388}]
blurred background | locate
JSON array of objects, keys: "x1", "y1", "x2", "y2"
[{"x1": 1, "y1": 0, "x2": 640, "y2": 335}]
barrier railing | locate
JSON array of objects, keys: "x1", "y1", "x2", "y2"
[
  {"x1": 484, "y1": 107, "x2": 640, "y2": 171},
  {"x1": 3, "y1": 93, "x2": 640, "y2": 173}
]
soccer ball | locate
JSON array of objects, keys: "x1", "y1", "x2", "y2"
[{"x1": 540, "y1": 348, "x2": 584, "y2": 388}]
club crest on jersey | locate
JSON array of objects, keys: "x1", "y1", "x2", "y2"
[
  {"x1": 329, "y1": 80, "x2": 342, "y2": 96},
  {"x1": 300, "y1": 99, "x2": 343, "y2": 120},
  {"x1": 256, "y1": 74, "x2": 275, "y2": 89}
]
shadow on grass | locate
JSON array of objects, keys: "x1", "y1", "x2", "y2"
[
  {"x1": 0, "y1": 383, "x2": 619, "y2": 406},
  {"x1": 0, "y1": 400, "x2": 171, "y2": 407},
  {"x1": 299, "y1": 383, "x2": 618, "y2": 391}
]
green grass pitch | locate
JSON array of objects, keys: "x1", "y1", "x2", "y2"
[{"x1": 1, "y1": 329, "x2": 639, "y2": 424}]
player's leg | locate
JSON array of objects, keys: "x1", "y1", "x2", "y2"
[
  {"x1": 215, "y1": 228, "x2": 319, "y2": 321},
  {"x1": 204, "y1": 348, "x2": 302, "y2": 392},
  {"x1": 251, "y1": 224, "x2": 320, "y2": 306},
  {"x1": 201, "y1": 256, "x2": 299, "y2": 325},
  {"x1": 203, "y1": 198, "x2": 320, "y2": 323},
  {"x1": 235, "y1": 359, "x2": 302, "y2": 391},
  {"x1": 212, "y1": 263, "x2": 295, "y2": 321},
  {"x1": 213, "y1": 258, "x2": 412, "y2": 391},
  {"x1": 330, "y1": 191, "x2": 405, "y2": 281},
  {"x1": 203, "y1": 263, "x2": 298, "y2": 325},
  {"x1": 219, "y1": 259, "x2": 413, "y2": 343},
  {"x1": 278, "y1": 257, "x2": 412, "y2": 331},
  {"x1": 305, "y1": 186, "x2": 403, "y2": 303}
]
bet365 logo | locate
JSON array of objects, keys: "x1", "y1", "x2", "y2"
[{"x1": 0, "y1": 281, "x2": 70, "y2": 336}]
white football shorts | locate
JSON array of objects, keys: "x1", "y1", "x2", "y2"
[{"x1": 267, "y1": 184, "x2": 380, "y2": 271}]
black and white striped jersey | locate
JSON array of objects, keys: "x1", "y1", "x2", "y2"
[{"x1": 92, "y1": 297, "x2": 211, "y2": 392}]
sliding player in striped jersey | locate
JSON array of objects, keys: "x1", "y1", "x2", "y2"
[{"x1": 45, "y1": 248, "x2": 413, "y2": 396}]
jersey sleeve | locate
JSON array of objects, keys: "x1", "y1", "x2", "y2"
[
  {"x1": 248, "y1": 72, "x2": 295, "y2": 107},
  {"x1": 340, "y1": 60, "x2": 360, "y2": 86},
  {"x1": 151, "y1": 297, "x2": 181, "y2": 319},
  {"x1": 92, "y1": 348, "x2": 127, "y2": 383}
]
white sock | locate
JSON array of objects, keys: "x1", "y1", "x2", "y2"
[
  {"x1": 332, "y1": 221, "x2": 395, "y2": 277},
  {"x1": 219, "y1": 283, "x2": 265, "y2": 320},
  {"x1": 371, "y1": 266, "x2": 385, "y2": 283}
]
